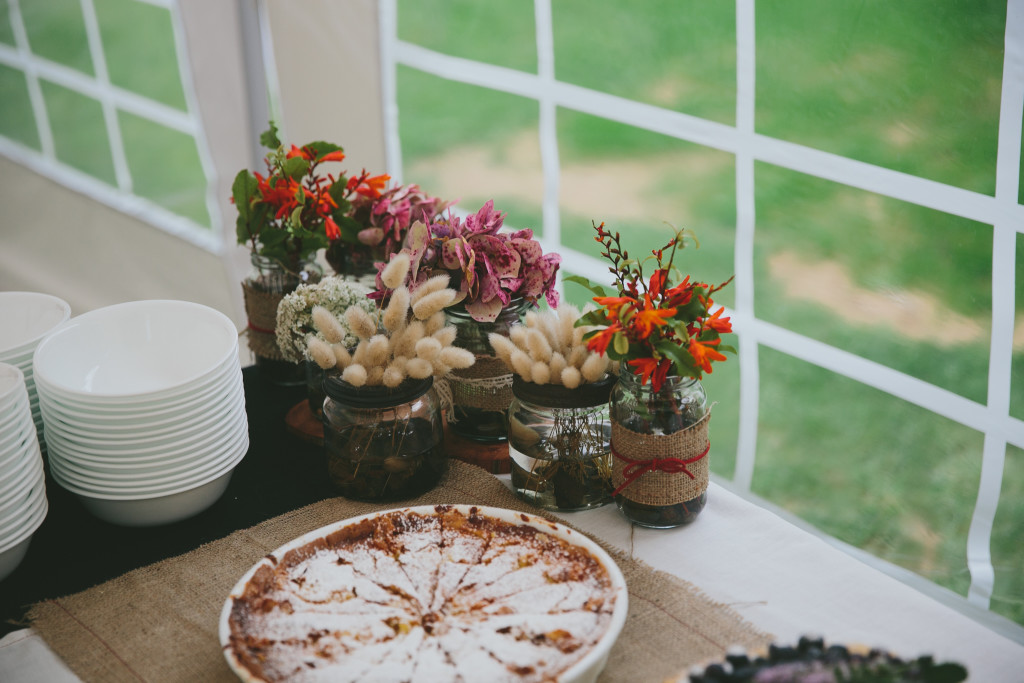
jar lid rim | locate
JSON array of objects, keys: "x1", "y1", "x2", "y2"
[
  {"x1": 512, "y1": 373, "x2": 615, "y2": 408},
  {"x1": 324, "y1": 374, "x2": 433, "y2": 407}
]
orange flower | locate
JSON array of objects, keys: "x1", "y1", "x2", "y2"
[
  {"x1": 688, "y1": 338, "x2": 727, "y2": 374},
  {"x1": 586, "y1": 323, "x2": 621, "y2": 356},
  {"x1": 628, "y1": 357, "x2": 660, "y2": 385},
  {"x1": 318, "y1": 150, "x2": 346, "y2": 163},
  {"x1": 286, "y1": 144, "x2": 312, "y2": 160},
  {"x1": 349, "y1": 172, "x2": 391, "y2": 199},
  {"x1": 592, "y1": 295, "x2": 633, "y2": 320},
  {"x1": 324, "y1": 216, "x2": 341, "y2": 241},
  {"x1": 630, "y1": 297, "x2": 676, "y2": 339},
  {"x1": 703, "y1": 306, "x2": 732, "y2": 334}
]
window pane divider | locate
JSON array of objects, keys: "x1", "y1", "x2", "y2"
[{"x1": 6, "y1": 0, "x2": 55, "y2": 158}]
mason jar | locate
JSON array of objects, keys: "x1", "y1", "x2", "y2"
[
  {"x1": 243, "y1": 252, "x2": 322, "y2": 386},
  {"x1": 444, "y1": 300, "x2": 528, "y2": 442},
  {"x1": 508, "y1": 375, "x2": 615, "y2": 511},
  {"x1": 322, "y1": 373, "x2": 446, "y2": 502},
  {"x1": 609, "y1": 371, "x2": 710, "y2": 528}
]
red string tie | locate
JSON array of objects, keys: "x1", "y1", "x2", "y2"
[
  {"x1": 610, "y1": 441, "x2": 710, "y2": 497},
  {"x1": 247, "y1": 320, "x2": 276, "y2": 335}
]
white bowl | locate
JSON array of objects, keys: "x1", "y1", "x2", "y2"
[
  {"x1": 219, "y1": 505, "x2": 629, "y2": 683},
  {"x1": 36, "y1": 370, "x2": 245, "y2": 430},
  {"x1": 41, "y1": 404, "x2": 247, "y2": 460},
  {"x1": 0, "y1": 416, "x2": 36, "y2": 464},
  {"x1": 0, "y1": 363, "x2": 27, "y2": 407},
  {"x1": 0, "y1": 448, "x2": 42, "y2": 505},
  {"x1": 48, "y1": 421, "x2": 248, "y2": 481},
  {"x1": 32, "y1": 300, "x2": 238, "y2": 400},
  {"x1": 40, "y1": 397, "x2": 244, "y2": 451},
  {"x1": 0, "y1": 464, "x2": 43, "y2": 522},
  {"x1": 35, "y1": 347, "x2": 240, "y2": 410},
  {"x1": 69, "y1": 467, "x2": 237, "y2": 527},
  {"x1": 0, "y1": 292, "x2": 71, "y2": 357},
  {"x1": 49, "y1": 434, "x2": 248, "y2": 496},
  {"x1": 0, "y1": 479, "x2": 45, "y2": 534},
  {"x1": 0, "y1": 534, "x2": 33, "y2": 582}
]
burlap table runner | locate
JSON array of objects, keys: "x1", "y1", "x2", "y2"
[{"x1": 29, "y1": 461, "x2": 771, "y2": 683}]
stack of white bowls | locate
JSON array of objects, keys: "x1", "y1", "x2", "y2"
[
  {"x1": 33, "y1": 300, "x2": 249, "y2": 527},
  {"x1": 0, "y1": 363, "x2": 48, "y2": 582},
  {"x1": 0, "y1": 291, "x2": 72, "y2": 449}
]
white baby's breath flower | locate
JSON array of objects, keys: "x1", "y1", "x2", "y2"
[{"x1": 275, "y1": 277, "x2": 375, "y2": 363}]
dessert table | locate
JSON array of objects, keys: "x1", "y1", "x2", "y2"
[{"x1": 1, "y1": 367, "x2": 1022, "y2": 682}]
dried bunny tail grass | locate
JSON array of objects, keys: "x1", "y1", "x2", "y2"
[
  {"x1": 567, "y1": 346, "x2": 588, "y2": 369},
  {"x1": 307, "y1": 337, "x2": 336, "y2": 369},
  {"x1": 366, "y1": 365, "x2": 385, "y2": 386},
  {"x1": 508, "y1": 325, "x2": 528, "y2": 348},
  {"x1": 380, "y1": 252, "x2": 411, "y2": 290},
  {"x1": 424, "y1": 311, "x2": 446, "y2": 336},
  {"x1": 432, "y1": 325, "x2": 456, "y2": 347},
  {"x1": 366, "y1": 335, "x2": 391, "y2": 367},
  {"x1": 530, "y1": 361, "x2": 551, "y2": 385},
  {"x1": 394, "y1": 321, "x2": 425, "y2": 358},
  {"x1": 525, "y1": 328, "x2": 553, "y2": 363},
  {"x1": 410, "y1": 274, "x2": 451, "y2": 302},
  {"x1": 536, "y1": 312, "x2": 562, "y2": 352},
  {"x1": 557, "y1": 304, "x2": 580, "y2": 350},
  {"x1": 406, "y1": 357, "x2": 433, "y2": 379},
  {"x1": 510, "y1": 349, "x2": 533, "y2": 379},
  {"x1": 342, "y1": 363, "x2": 368, "y2": 387},
  {"x1": 345, "y1": 305, "x2": 377, "y2": 340},
  {"x1": 414, "y1": 336, "x2": 442, "y2": 361},
  {"x1": 572, "y1": 324, "x2": 592, "y2": 348},
  {"x1": 488, "y1": 333, "x2": 517, "y2": 366},
  {"x1": 412, "y1": 289, "x2": 456, "y2": 320},
  {"x1": 548, "y1": 352, "x2": 567, "y2": 382},
  {"x1": 383, "y1": 364, "x2": 406, "y2": 388},
  {"x1": 561, "y1": 366, "x2": 582, "y2": 389},
  {"x1": 332, "y1": 344, "x2": 352, "y2": 369},
  {"x1": 581, "y1": 353, "x2": 610, "y2": 383},
  {"x1": 311, "y1": 306, "x2": 347, "y2": 345},
  {"x1": 438, "y1": 346, "x2": 474, "y2": 370},
  {"x1": 382, "y1": 287, "x2": 410, "y2": 332}
]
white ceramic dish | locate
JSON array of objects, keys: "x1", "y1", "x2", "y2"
[
  {"x1": 41, "y1": 401, "x2": 245, "y2": 453},
  {"x1": 0, "y1": 417, "x2": 35, "y2": 463},
  {"x1": 0, "y1": 292, "x2": 71, "y2": 357},
  {"x1": 0, "y1": 428, "x2": 40, "y2": 474},
  {"x1": 32, "y1": 300, "x2": 237, "y2": 399},
  {"x1": 0, "y1": 492, "x2": 47, "y2": 547},
  {"x1": 0, "y1": 480, "x2": 45, "y2": 535},
  {"x1": 0, "y1": 467, "x2": 43, "y2": 522},
  {"x1": 36, "y1": 371, "x2": 244, "y2": 428},
  {"x1": 0, "y1": 363, "x2": 26, "y2": 404},
  {"x1": 35, "y1": 348, "x2": 240, "y2": 409},
  {"x1": 0, "y1": 534, "x2": 33, "y2": 582},
  {"x1": 49, "y1": 436, "x2": 248, "y2": 497},
  {"x1": 0, "y1": 450, "x2": 42, "y2": 505},
  {"x1": 219, "y1": 505, "x2": 629, "y2": 683},
  {"x1": 48, "y1": 423, "x2": 248, "y2": 481},
  {"x1": 70, "y1": 468, "x2": 237, "y2": 527},
  {"x1": 40, "y1": 404, "x2": 247, "y2": 459}
]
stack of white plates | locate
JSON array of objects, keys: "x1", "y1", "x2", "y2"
[
  {"x1": 0, "y1": 363, "x2": 48, "y2": 582},
  {"x1": 0, "y1": 292, "x2": 72, "y2": 450},
  {"x1": 33, "y1": 300, "x2": 248, "y2": 527}
]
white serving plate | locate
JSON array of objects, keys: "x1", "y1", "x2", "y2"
[
  {"x1": 219, "y1": 505, "x2": 629, "y2": 683},
  {"x1": 35, "y1": 348, "x2": 240, "y2": 410},
  {"x1": 49, "y1": 435, "x2": 248, "y2": 497},
  {"x1": 0, "y1": 292, "x2": 71, "y2": 357},
  {"x1": 65, "y1": 466, "x2": 239, "y2": 527},
  {"x1": 32, "y1": 300, "x2": 238, "y2": 400}
]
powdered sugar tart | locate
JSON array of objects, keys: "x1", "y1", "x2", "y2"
[{"x1": 220, "y1": 505, "x2": 628, "y2": 683}]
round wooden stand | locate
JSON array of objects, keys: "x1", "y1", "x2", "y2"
[
  {"x1": 443, "y1": 427, "x2": 510, "y2": 474},
  {"x1": 285, "y1": 400, "x2": 323, "y2": 446}
]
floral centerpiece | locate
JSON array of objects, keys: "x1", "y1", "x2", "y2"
[
  {"x1": 572, "y1": 222, "x2": 734, "y2": 527},
  {"x1": 488, "y1": 306, "x2": 618, "y2": 510},
  {"x1": 372, "y1": 199, "x2": 562, "y2": 445},
  {"x1": 305, "y1": 255, "x2": 474, "y2": 501},
  {"x1": 325, "y1": 183, "x2": 450, "y2": 281}
]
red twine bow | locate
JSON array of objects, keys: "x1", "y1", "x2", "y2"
[
  {"x1": 247, "y1": 320, "x2": 276, "y2": 335},
  {"x1": 610, "y1": 441, "x2": 710, "y2": 497}
]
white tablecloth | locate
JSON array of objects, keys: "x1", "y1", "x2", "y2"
[{"x1": 2, "y1": 480, "x2": 1022, "y2": 682}]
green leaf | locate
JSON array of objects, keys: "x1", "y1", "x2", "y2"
[
  {"x1": 306, "y1": 141, "x2": 344, "y2": 160},
  {"x1": 563, "y1": 274, "x2": 608, "y2": 298},
  {"x1": 718, "y1": 344, "x2": 737, "y2": 355},
  {"x1": 283, "y1": 156, "x2": 307, "y2": 181},
  {"x1": 259, "y1": 122, "x2": 280, "y2": 149},
  {"x1": 335, "y1": 215, "x2": 363, "y2": 244},
  {"x1": 612, "y1": 332, "x2": 629, "y2": 356},
  {"x1": 328, "y1": 178, "x2": 351, "y2": 208},
  {"x1": 235, "y1": 215, "x2": 251, "y2": 244},
  {"x1": 231, "y1": 170, "x2": 258, "y2": 221}
]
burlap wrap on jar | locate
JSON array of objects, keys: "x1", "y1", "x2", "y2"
[
  {"x1": 611, "y1": 413, "x2": 710, "y2": 507},
  {"x1": 448, "y1": 354, "x2": 515, "y2": 417},
  {"x1": 241, "y1": 282, "x2": 285, "y2": 361}
]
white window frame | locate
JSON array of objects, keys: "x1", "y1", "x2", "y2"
[{"x1": 380, "y1": 0, "x2": 1024, "y2": 635}]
